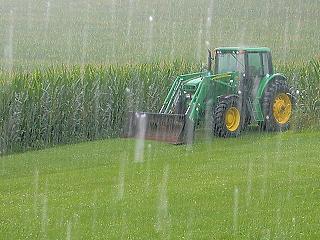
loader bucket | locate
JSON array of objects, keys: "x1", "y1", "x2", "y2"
[{"x1": 124, "y1": 111, "x2": 187, "y2": 144}]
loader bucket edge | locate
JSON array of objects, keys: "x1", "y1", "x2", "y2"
[{"x1": 123, "y1": 112, "x2": 187, "y2": 144}]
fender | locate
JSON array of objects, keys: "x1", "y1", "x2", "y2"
[
  {"x1": 256, "y1": 73, "x2": 287, "y2": 100},
  {"x1": 250, "y1": 73, "x2": 287, "y2": 122}
]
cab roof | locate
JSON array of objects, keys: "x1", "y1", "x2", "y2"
[{"x1": 215, "y1": 47, "x2": 271, "y2": 52}]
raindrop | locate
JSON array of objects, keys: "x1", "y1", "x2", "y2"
[
  {"x1": 66, "y1": 2, "x2": 73, "y2": 66},
  {"x1": 66, "y1": 220, "x2": 72, "y2": 240},
  {"x1": 196, "y1": 18, "x2": 204, "y2": 62},
  {"x1": 246, "y1": 161, "x2": 253, "y2": 207},
  {"x1": 27, "y1": 0, "x2": 32, "y2": 30},
  {"x1": 121, "y1": 211, "x2": 128, "y2": 238},
  {"x1": 264, "y1": 0, "x2": 270, "y2": 27},
  {"x1": 109, "y1": 0, "x2": 116, "y2": 62},
  {"x1": 146, "y1": 9, "x2": 155, "y2": 60},
  {"x1": 41, "y1": 183, "x2": 48, "y2": 239},
  {"x1": 233, "y1": 186, "x2": 239, "y2": 236},
  {"x1": 170, "y1": 22, "x2": 176, "y2": 61},
  {"x1": 205, "y1": 0, "x2": 214, "y2": 45},
  {"x1": 45, "y1": 1, "x2": 51, "y2": 33},
  {"x1": 155, "y1": 165, "x2": 171, "y2": 238},
  {"x1": 145, "y1": 143, "x2": 152, "y2": 191},
  {"x1": 117, "y1": 155, "x2": 127, "y2": 200},
  {"x1": 239, "y1": 25, "x2": 247, "y2": 46},
  {"x1": 33, "y1": 169, "x2": 39, "y2": 215},
  {"x1": 134, "y1": 113, "x2": 147, "y2": 163},
  {"x1": 260, "y1": 155, "x2": 269, "y2": 200},
  {"x1": 66, "y1": 29, "x2": 72, "y2": 66},
  {"x1": 276, "y1": 208, "x2": 282, "y2": 237},
  {"x1": 81, "y1": 3, "x2": 91, "y2": 79},
  {"x1": 4, "y1": 9, "x2": 15, "y2": 73},
  {"x1": 292, "y1": 217, "x2": 296, "y2": 236},
  {"x1": 127, "y1": 0, "x2": 134, "y2": 41},
  {"x1": 286, "y1": 158, "x2": 294, "y2": 201},
  {"x1": 186, "y1": 210, "x2": 195, "y2": 239},
  {"x1": 295, "y1": 2, "x2": 303, "y2": 44},
  {"x1": 283, "y1": 7, "x2": 290, "y2": 60},
  {"x1": 0, "y1": 159, "x2": 4, "y2": 176},
  {"x1": 91, "y1": 190, "x2": 98, "y2": 234}
]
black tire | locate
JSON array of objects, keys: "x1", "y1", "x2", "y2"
[
  {"x1": 212, "y1": 97, "x2": 242, "y2": 137},
  {"x1": 261, "y1": 79, "x2": 294, "y2": 131}
]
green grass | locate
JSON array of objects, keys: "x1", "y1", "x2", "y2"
[{"x1": 1, "y1": 130, "x2": 319, "y2": 239}]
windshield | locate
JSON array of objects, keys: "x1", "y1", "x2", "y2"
[{"x1": 216, "y1": 51, "x2": 245, "y2": 74}]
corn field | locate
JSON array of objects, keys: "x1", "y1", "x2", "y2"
[
  {"x1": 0, "y1": 61, "x2": 196, "y2": 154},
  {"x1": 0, "y1": 60, "x2": 319, "y2": 155},
  {"x1": 279, "y1": 60, "x2": 320, "y2": 129}
]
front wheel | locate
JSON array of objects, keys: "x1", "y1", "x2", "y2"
[{"x1": 212, "y1": 97, "x2": 242, "y2": 137}]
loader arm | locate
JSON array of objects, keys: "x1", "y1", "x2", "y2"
[
  {"x1": 160, "y1": 72, "x2": 205, "y2": 114},
  {"x1": 187, "y1": 72, "x2": 235, "y2": 123},
  {"x1": 124, "y1": 71, "x2": 235, "y2": 144},
  {"x1": 124, "y1": 71, "x2": 206, "y2": 144}
]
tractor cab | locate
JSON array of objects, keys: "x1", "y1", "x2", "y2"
[
  {"x1": 213, "y1": 47, "x2": 273, "y2": 75},
  {"x1": 212, "y1": 47, "x2": 274, "y2": 97},
  {"x1": 214, "y1": 49, "x2": 245, "y2": 75}
]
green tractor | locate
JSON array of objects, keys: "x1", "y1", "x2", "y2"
[{"x1": 125, "y1": 47, "x2": 295, "y2": 144}]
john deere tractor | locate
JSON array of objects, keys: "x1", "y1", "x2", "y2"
[{"x1": 125, "y1": 47, "x2": 295, "y2": 144}]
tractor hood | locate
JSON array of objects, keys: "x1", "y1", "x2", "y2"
[
  {"x1": 183, "y1": 77, "x2": 203, "y2": 92},
  {"x1": 183, "y1": 72, "x2": 236, "y2": 92}
]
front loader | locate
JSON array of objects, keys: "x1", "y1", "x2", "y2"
[{"x1": 124, "y1": 47, "x2": 295, "y2": 144}]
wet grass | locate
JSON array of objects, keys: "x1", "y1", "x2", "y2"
[{"x1": 1, "y1": 130, "x2": 319, "y2": 239}]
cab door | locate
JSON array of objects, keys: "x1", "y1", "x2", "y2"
[{"x1": 246, "y1": 52, "x2": 271, "y2": 98}]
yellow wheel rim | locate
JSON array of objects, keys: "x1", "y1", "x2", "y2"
[
  {"x1": 273, "y1": 93, "x2": 292, "y2": 124},
  {"x1": 225, "y1": 107, "x2": 241, "y2": 132}
]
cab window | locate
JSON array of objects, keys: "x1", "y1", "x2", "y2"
[
  {"x1": 216, "y1": 52, "x2": 245, "y2": 74},
  {"x1": 247, "y1": 53, "x2": 263, "y2": 78},
  {"x1": 262, "y1": 53, "x2": 272, "y2": 75}
]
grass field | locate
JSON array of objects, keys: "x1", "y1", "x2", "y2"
[
  {"x1": 1, "y1": 130, "x2": 319, "y2": 239},
  {"x1": 0, "y1": 0, "x2": 320, "y2": 70}
]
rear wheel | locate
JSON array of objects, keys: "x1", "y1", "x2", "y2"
[
  {"x1": 212, "y1": 97, "x2": 242, "y2": 137},
  {"x1": 261, "y1": 80, "x2": 293, "y2": 131}
]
